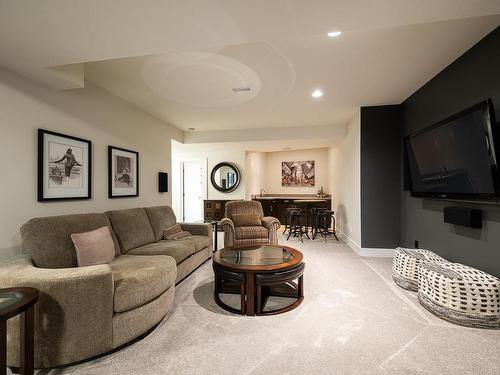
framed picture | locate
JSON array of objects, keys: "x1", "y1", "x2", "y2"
[
  {"x1": 108, "y1": 146, "x2": 139, "y2": 198},
  {"x1": 38, "y1": 129, "x2": 92, "y2": 201},
  {"x1": 282, "y1": 160, "x2": 315, "y2": 186}
]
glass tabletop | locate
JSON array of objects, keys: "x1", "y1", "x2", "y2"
[
  {"x1": 0, "y1": 291, "x2": 23, "y2": 310},
  {"x1": 220, "y1": 245, "x2": 295, "y2": 266}
]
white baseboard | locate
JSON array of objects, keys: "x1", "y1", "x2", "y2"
[
  {"x1": 358, "y1": 247, "x2": 395, "y2": 257},
  {"x1": 336, "y1": 229, "x2": 394, "y2": 258},
  {"x1": 337, "y1": 229, "x2": 362, "y2": 254}
]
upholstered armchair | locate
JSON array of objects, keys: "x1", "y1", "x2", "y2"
[{"x1": 220, "y1": 201, "x2": 280, "y2": 247}]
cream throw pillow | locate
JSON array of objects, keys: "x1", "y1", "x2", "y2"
[{"x1": 71, "y1": 226, "x2": 115, "y2": 267}]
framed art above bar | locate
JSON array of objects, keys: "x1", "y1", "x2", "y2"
[
  {"x1": 108, "y1": 146, "x2": 139, "y2": 198},
  {"x1": 282, "y1": 160, "x2": 315, "y2": 186},
  {"x1": 38, "y1": 129, "x2": 92, "y2": 201}
]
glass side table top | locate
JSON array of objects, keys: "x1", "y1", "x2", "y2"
[
  {"x1": 220, "y1": 245, "x2": 295, "y2": 266},
  {"x1": 0, "y1": 290, "x2": 24, "y2": 310}
]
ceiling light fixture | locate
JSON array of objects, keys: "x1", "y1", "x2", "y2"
[
  {"x1": 327, "y1": 31, "x2": 342, "y2": 38},
  {"x1": 311, "y1": 89, "x2": 323, "y2": 98},
  {"x1": 188, "y1": 127, "x2": 196, "y2": 131}
]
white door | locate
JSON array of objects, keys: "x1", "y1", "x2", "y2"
[{"x1": 182, "y1": 161, "x2": 204, "y2": 222}]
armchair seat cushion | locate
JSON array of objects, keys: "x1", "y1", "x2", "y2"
[
  {"x1": 235, "y1": 226, "x2": 269, "y2": 240},
  {"x1": 110, "y1": 255, "x2": 176, "y2": 313}
]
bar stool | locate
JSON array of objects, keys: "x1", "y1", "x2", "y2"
[
  {"x1": 311, "y1": 207, "x2": 328, "y2": 239},
  {"x1": 293, "y1": 200, "x2": 327, "y2": 237},
  {"x1": 286, "y1": 208, "x2": 308, "y2": 242},
  {"x1": 282, "y1": 207, "x2": 298, "y2": 235},
  {"x1": 313, "y1": 210, "x2": 339, "y2": 242}
]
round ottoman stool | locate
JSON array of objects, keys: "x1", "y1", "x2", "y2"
[
  {"x1": 418, "y1": 262, "x2": 500, "y2": 328},
  {"x1": 392, "y1": 247, "x2": 447, "y2": 291}
]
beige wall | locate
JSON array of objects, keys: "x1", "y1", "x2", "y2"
[
  {"x1": 206, "y1": 150, "x2": 246, "y2": 200},
  {"x1": 261, "y1": 148, "x2": 329, "y2": 195},
  {"x1": 245, "y1": 152, "x2": 266, "y2": 199},
  {"x1": 171, "y1": 143, "x2": 246, "y2": 219},
  {"x1": 0, "y1": 67, "x2": 183, "y2": 260},
  {"x1": 329, "y1": 111, "x2": 361, "y2": 247}
]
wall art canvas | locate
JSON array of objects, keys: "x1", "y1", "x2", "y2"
[
  {"x1": 282, "y1": 160, "x2": 315, "y2": 186},
  {"x1": 108, "y1": 146, "x2": 139, "y2": 198},
  {"x1": 38, "y1": 129, "x2": 91, "y2": 201}
]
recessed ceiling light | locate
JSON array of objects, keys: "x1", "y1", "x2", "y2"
[
  {"x1": 188, "y1": 127, "x2": 196, "y2": 131},
  {"x1": 327, "y1": 31, "x2": 342, "y2": 38},
  {"x1": 311, "y1": 89, "x2": 323, "y2": 98}
]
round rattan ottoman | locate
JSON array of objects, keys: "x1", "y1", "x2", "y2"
[
  {"x1": 418, "y1": 262, "x2": 500, "y2": 328},
  {"x1": 392, "y1": 247, "x2": 447, "y2": 291}
]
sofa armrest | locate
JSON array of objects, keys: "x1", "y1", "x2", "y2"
[
  {"x1": 261, "y1": 216, "x2": 280, "y2": 230},
  {"x1": 0, "y1": 256, "x2": 114, "y2": 368},
  {"x1": 180, "y1": 222, "x2": 211, "y2": 236},
  {"x1": 180, "y1": 222, "x2": 213, "y2": 251}
]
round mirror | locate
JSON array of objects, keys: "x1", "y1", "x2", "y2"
[{"x1": 210, "y1": 162, "x2": 241, "y2": 193}]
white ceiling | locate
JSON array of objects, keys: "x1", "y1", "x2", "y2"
[{"x1": 1, "y1": 1, "x2": 499, "y2": 132}]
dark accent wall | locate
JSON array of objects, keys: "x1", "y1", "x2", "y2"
[
  {"x1": 360, "y1": 105, "x2": 402, "y2": 248},
  {"x1": 401, "y1": 26, "x2": 500, "y2": 276}
]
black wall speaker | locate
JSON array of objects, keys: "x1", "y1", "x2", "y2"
[
  {"x1": 443, "y1": 207, "x2": 482, "y2": 228},
  {"x1": 158, "y1": 172, "x2": 168, "y2": 193}
]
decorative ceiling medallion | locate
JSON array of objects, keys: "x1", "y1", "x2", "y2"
[{"x1": 142, "y1": 52, "x2": 261, "y2": 108}]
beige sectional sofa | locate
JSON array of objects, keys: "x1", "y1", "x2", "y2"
[{"x1": 0, "y1": 205, "x2": 212, "y2": 369}]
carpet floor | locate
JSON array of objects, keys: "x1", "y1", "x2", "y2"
[{"x1": 34, "y1": 234, "x2": 500, "y2": 375}]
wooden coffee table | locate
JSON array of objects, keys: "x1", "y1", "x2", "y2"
[{"x1": 212, "y1": 244, "x2": 304, "y2": 316}]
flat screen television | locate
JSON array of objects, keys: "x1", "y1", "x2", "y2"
[{"x1": 405, "y1": 99, "x2": 499, "y2": 200}]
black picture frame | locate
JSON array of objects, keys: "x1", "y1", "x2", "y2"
[
  {"x1": 37, "y1": 129, "x2": 92, "y2": 202},
  {"x1": 108, "y1": 146, "x2": 139, "y2": 198}
]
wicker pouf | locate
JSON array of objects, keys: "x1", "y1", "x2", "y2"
[
  {"x1": 392, "y1": 247, "x2": 447, "y2": 291},
  {"x1": 418, "y1": 262, "x2": 500, "y2": 328}
]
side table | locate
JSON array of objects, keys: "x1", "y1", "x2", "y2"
[
  {"x1": 211, "y1": 221, "x2": 219, "y2": 252},
  {"x1": 0, "y1": 287, "x2": 39, "y2": 375}
]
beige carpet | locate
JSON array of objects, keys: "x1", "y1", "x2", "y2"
[{"x1": 35, "y1": 234, "x2": 500, "y2": 375}]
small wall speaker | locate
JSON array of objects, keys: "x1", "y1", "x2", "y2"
[
  {"x1": 443, "y1": 207, "x2": 482, "y2": 228},
  {"x1": 158, "y1": 172, "x2": 168, "y2": 193}
]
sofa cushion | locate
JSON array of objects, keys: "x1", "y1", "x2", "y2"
[
  {"x1": 144, "y1": 206, "x2": 177, "y2": 242},
  {"x1": 20, "y1": 213, "x2": 120, "y2": 268},
  {"x1": 188, "y1": 235, "x2": 211, "y2": 252},
  {"x1": 71, "y1": 226, "x2": 116, "y2": 267},
  {"x1": 106, "y1": 208, "x2": 155, "y2": 253},
  {"x1": 127, "y1": 240, "x2": 196, "y2": 264},
  {"x1": 110, "y1": 254, "x2": 176, "y2": 313},
  {"x1": 235, "y1": 226, "x2": 269, "y2": 240},
  {"x1": 165, "y1": 230, "x2": 191, "y2": 240}
]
